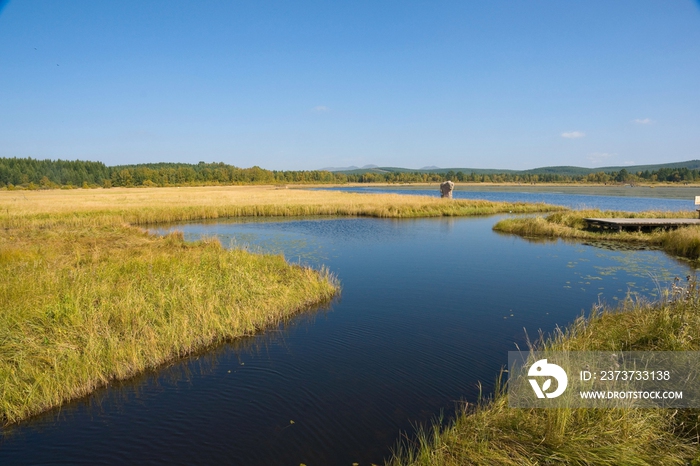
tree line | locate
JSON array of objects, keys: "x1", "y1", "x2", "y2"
[{"x1": 1, "y1": 157, "x2": 699, "y2": 189}]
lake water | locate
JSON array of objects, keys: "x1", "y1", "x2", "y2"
[
  {"x1": 1, "y1": 194, "x2": 697, "y2": 465},
  {"x1": 316, "y1": 186, "x2": 696, "y2": 212}
]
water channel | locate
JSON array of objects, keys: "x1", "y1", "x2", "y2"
[{"x1": 1, "y1": 192, "x2": 697, "y2": 465}]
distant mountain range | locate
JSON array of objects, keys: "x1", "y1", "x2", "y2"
[
  {"x1": 319, "y1": 164, "x2": 380, "y2": 171},
  {"x1": 319, "y1": 160, "x2": 700, "y2": 176}
]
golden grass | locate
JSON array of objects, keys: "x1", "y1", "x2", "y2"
[
  {"x1": 0, "y1": 185, "x2": 561, "y2": 227},
  {"x1": 494, "y1": 209, "x2": 700, "y2": 260},
  {"x1": 0, "y1": 186, "x2": 560, "y2": 426},
  {"x1": 388, "y1": 282, "x2": 700, "y2": 466}
]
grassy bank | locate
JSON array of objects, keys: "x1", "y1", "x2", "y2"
[
  {"x1": 0, "y1": 185, "x2": 560, "y2": 225},
  {"x1": 0, "y1": 222, "x2": 338, "y2": 425},
  {"x1": 388, "y1": 280, "x2": 700, "y2": 465},
  {"x1": 493, "y1": 209, "x2": 700, "y2": 260},
  {"x1": 1, "y1": 187, "x2": 559, "y2": 425}
]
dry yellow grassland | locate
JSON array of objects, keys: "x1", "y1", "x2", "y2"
[{"x1": 0, "y1": 185, "x2": 559, "y2": 224}]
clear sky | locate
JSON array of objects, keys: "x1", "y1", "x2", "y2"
[{"x1": 1, "y1": 1, "x2": 699, "y2": 171}]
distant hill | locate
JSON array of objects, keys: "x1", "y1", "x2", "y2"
[
  {"x1": 321, "y1": 160, "x2": 700, "y2": 177},
  {"x1": 320, "y1": 164, "x2": 380, "y2": 172},
  {"x1": 595, "y1": 160, "x2": 700, "y2": 173}
]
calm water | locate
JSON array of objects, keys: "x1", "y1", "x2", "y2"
[
  {"x1": 316, "y1": 186, "x2": 696, "y2": 212},
  {"x1": 1, "y1": 197, "x2": 697, "y2": 465}
]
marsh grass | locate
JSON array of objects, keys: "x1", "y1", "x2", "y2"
[
  {"x1": 387, "y1": 279, "x2": 700, "y2": 465},
  {"x1": 0, "y1": 223, "x2": 338, "y2": 425},
  {"x1": 0, "y1": 185, "x2": 561, "y2": 226},
  {"x1": 494, "y1": 209, "x2": 700, "y2": 260},
  {"x1": 0, "y1": 187, "x2": 560, "y2": 426}
]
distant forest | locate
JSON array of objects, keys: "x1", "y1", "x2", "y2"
[{"x1": 1, "y1": 157, "x2": 700, "y2": 189}]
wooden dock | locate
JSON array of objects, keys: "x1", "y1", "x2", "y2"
[{"x1": 584, "y1": 218, "x2": 700, "y2": 232}]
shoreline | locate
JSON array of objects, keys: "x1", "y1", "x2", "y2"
[
  {"x1": 302, "y1": 183, "x2": 700, "y2": 201},
  {"x1": 5, "y1": 180, "x2": 700, "y2": 199}
]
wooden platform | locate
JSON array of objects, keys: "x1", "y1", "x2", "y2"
[{"x1": 584, "y1": 218, "x2": 700, "y2": 232}]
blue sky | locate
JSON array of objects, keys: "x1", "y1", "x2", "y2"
[{"x1": 1, "y1": 1, "x2": 699, "y2": 171}]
